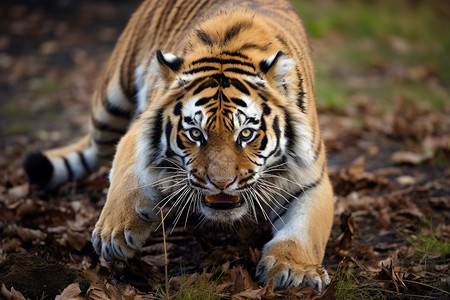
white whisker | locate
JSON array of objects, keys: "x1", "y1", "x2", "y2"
[{"x1": 252, "y1": 187, "x2": 282, "y2": 229}]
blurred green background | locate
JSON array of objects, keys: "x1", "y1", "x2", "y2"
[{"x1": 291, "y1": 0, "x2": 449, "y2": 112}]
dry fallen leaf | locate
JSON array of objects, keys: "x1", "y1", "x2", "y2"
[
  {"x1": 55, "y1": 283, "x2": 83, "y2": 300},
  {"x1": 391, "y1": 151, "x2": 431, "y2": 165},
  {"x1": 16, "y1": 227, "x2": 47, "y2": 243},
  {"x1": 1, "y1": 284, "x2": 27, "y2": 300},
  {"x1": 230, "y1": 265, "x2": 258, "y2": 294}
]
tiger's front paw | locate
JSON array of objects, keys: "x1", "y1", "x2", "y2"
[
  {"x1": 91, "y1": 202, "x2": 156, "y2": 261},
  {"x1": 256, "y1": 256, "x2": 330, "y2": 291}
]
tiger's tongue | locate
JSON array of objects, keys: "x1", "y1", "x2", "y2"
[
  {"x1": 206, "y1": 193, "x2": 239, "y2": 203},
  {"x1": 215, "y1": 193, "x2": 233, "y2": 203}
]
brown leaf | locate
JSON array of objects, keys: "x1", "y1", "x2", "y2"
[
  {"x1": 7, "y1": 184, "x2": 29, "y2": 201},
  {"x1": 249, "y1": 247, "x2": 260, "y2": 265},
  {"x1": 391, "y1": 151, "x2": 431, "y2": 165},
  {"x1": 140, "y1": 254, "x2": 166, "y2": 268},
  {"x1": 105, "y1": 283, "x2": 122, "y2": 300},
  {"x1": 395, "y1": 175, "x2": 416, "y2": 186},
  {"x1": 87, "y1": 284, "x2": 110, "y2": 300},
  {"x1": 1, "y1": 284, "x2": 27, "y2": 300},
  {"x1": 332, "y1": 156, "x2": 389, "y2": 196},
  {"x1": 232, "y1": 288, "x2": 264, "y2": 299},
  {"x1": 229, "y1": 265, "x2": 258, "y2": 294},
  {"x1": 338, "y1": 212, "x2": 357, "y2": 250},
  {"x1": 66, "y1": 230, "x2": 89, "y2": 252},
  {"x1": 429, "y1": 197, "x2": 450, "y2": 209},
  {"x1": 55, "y1": 283, "x2": 83, "y2": 300},
  {"x1": 435, "y1": 264, "x2": 449, "y2": 272},
  {"x1": 16, "y1": 227, "x2": 47, "y2": 243}
]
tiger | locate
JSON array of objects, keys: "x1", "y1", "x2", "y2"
[{"x1": 24, "y1": 0, "x2": 334, "y2": 292}]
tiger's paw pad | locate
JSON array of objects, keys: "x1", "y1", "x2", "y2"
[
  {"x1": 256, "y1": 256, "x2": 330, "y2": 292},
  {"x1": 91, "y1": 210, "x2": 152, "y2": 261}
]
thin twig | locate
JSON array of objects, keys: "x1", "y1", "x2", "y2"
[{"x1": 159, "y1": 207, "x2": 169, "y2": 299}]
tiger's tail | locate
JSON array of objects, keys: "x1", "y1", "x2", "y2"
[
  {"x1": 24, "y1": 65, "x2": 137, "y2": 189},
  {"x1": 24, "y1": 135, "x2": 98, "y2": 189}
]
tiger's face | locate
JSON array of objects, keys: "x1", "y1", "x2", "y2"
[{"x1": 142, "y1": 50, "x2": 302, "y2": 224}]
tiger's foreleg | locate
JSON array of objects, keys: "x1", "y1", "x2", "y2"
[
  {"x1": 91, "y1": 122, "x2": 160, "y2": 260},
  {"x1": 256, "y1": 174, "x2": 334, "y2": 292}
]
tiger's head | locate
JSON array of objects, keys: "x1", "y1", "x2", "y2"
[{"x1": 135, "y1": 48, "x2": 315, "y2": 224}]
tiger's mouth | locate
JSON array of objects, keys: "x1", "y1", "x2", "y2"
[{"x1": 204, "y1": 193, "x2": 242, "y2": 210}]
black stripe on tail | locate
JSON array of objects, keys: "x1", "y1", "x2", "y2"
[{"x1": 24, "y1": 152, "x2": 53, "y2": 188}]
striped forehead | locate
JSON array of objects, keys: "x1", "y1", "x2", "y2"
[{"x1": 181, "y1": 87, "x2": 261, "y2": 133}]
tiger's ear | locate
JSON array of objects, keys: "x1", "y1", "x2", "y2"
[
  {"x1": 259, "y1": 51, "x2": 295, "y2": 87},
  {"x1": 155, "y1": 49, "x2": 184, "y2": 82}
]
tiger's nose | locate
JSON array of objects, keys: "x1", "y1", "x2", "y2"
[{"x1": 210, "y1": 177, "x2": 234, "y2": 190}]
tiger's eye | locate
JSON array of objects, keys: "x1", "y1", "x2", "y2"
[
  {"x1": 241, "y1": 129, "x2": 252, "y2": 138},
  {"x1": 189, "y1": 128, "x2": 203, "y2": 141},
  {"x1": 239, "y1": 128, "x2": 254, "y2": 142}
]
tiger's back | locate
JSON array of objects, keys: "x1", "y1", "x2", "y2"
[{"x1": 25, "y1": 0, "x2": 333, "y2": 292}]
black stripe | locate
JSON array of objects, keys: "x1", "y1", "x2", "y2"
[
  {"x1": 258, "y1": 93, "x2": 268, "y2": 102},
  {"x1": 298, "y1": 171, "x2": 324, "y2": 195},
  {"x1": 259, "y1": 136, "x2": 268, "y2": 151},
  {"x1": 62, "y1": 157, "x2": 74, "y2": 181},
  {"x1": 151, "y1": 109, "x2": 164, "y2": 150},
  {"x1": 262, "y1": 103, "x2": 271, "y2": 115},
  {"x1": 191, "y1": 57, "x2": 255, "y2": 70},
  {"x1": 189, "y1": 180, "x2": 208, "y2": 189},
  {"x1": 248, "y1": 156, "x2": 263, "y2": 166},
  {"x1": 102, "y1": 98, "x2": 134, "y2": 119},
  {"x1": 192, "y1": 173, "x2": 206, "y2": 184},
  {"x1": 184, "y1": 66, "x2": 218, "y2": 74},
  {"x1": 230, "y1": 78, "x2": 250, "y2": 95},
  {"x1": 93, "y1": 137, "x2": 118, "y2": 146},
  {"x1": 276, "y1": 167, "x2": 325, "y2": 220},
  {"x1": 185, "y1": 157, "x2": 196, "y2": 165},
  {"x1": 91, "y1": 118, "x2": 126, "y2": 135},
  {"x1": 77, "y1": 151, "x2": 91, "y2": 174},
  {"x1": 244, "y1": 79, "x2": 263, "y2": 90},
  {"x1": 184, "y1": 77, "x2": 208, "y2": 91},
  {"x1": 193, "y1": 78, "x2": 218, "y2": 95},
  {"x1": 238, "y1": 175, "x2": 254, "y2": 186},
  {"x1": 165, "y1": 120, "x2": 173, "y2": 151},
  {"x1": 273, "y1": 116, "x2": 281, "y2": 140},
  {"x1": 239, "y1": 43, "x2": 271, "y2": 52},
  {"x1": 297, "y1": 91, "x2": 307, "y2": 113},
  {"x1": 176, "y1": 135, "x2": 186, "y2": 150},
  {"x1": 224, "y1": 68, "x2": 256, "y2": 76},
  {"x1": 224, "y1": 22, "x2": 251, "y2": 45},
  {"x1": 183, "y1": 116, "x2": 194, "y2": 125},
  {"x1": 296, "y1": 68, "x2": 307, "y2": 113},
  {"x1": 264, "y1": 117, "x2": 281, "y2": 159},
  {"x1": 230, "y1": 97, "x2": 247, "y2": 107},
  {"x1": 195, "y1": 29, "x2": 213, "y2": 47},
  {"x1": 221, "y1": 51, "x2": 249, "y2": 59},
  {"x1": 173, "y1": 102, "x2": 183, "y2": 116},
  {"x1": 284, "y1": 110, "x2": 295, "y2": 153},
  {"x1": 195, "y1": 96, "x2": 213, "y2": 106}
]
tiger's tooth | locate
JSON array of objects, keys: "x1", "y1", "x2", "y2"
[
  {"x1": 205, "y1": 195, "x2": 215, "y2": 203},
  {"x1": 232, "y1": 196, "x2": 240, "y2": 203}
]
